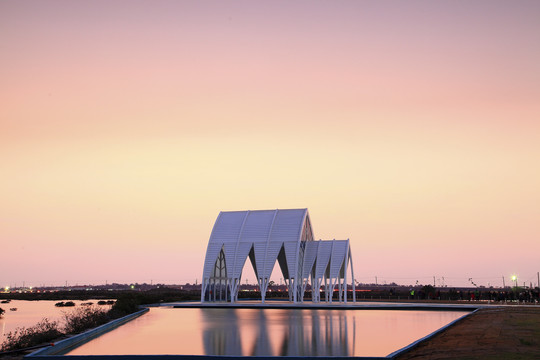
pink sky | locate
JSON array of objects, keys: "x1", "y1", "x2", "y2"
[{"x1": 1, "y1": 1, "x2": 539, "y2": 288}]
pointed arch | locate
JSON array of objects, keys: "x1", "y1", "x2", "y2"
[{"x1": 202, "y1": 246, "x2": 229, "y2": 302}]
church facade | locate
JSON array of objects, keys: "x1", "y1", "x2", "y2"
[{"x1": 201, "y1": 208, "x2": 355, "y2": 303}]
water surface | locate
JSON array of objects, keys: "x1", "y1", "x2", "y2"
[{"x1": 68, "y1": 307, "x2": 468, "y2": 357}]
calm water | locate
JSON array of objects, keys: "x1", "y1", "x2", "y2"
[
  {"x1": 0, "y1": 300, "x2": 111, "y2": 340},
  {"x1": 68, "y1": 307, "x2": 468, "y2": 357}
]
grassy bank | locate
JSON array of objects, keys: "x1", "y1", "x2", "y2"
[
  {"x1": 397, "y1": 307, "x2": 540, "y2": 359},
  {"x1": 0, "y1": 294, "x2": 160, "y2": 354},
  {"x1": 0, "y1": 288, "x2": 200, "y2": 303}
]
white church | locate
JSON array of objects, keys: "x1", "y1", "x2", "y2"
[{"x1": 201, "y1": 208, "x2": 355, "y2": 303}]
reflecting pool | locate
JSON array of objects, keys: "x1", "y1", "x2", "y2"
[{"x1": 67, "y1": 307, "x2": 468, "y2": 357}]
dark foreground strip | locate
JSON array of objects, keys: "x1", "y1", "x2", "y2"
[{"x1": 26, "y1": 356, "x2": 386, "y2": 360}]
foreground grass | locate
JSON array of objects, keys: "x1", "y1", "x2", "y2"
[
  {"x1": 0, "y1": 307, "x2": 108, "y2": 353},
  {"x1": 0, "y1": 318, "x2": 62, "y2": 353},
  {"x1": 0, "y1": 295, "x2": 146, "y2": 353}
]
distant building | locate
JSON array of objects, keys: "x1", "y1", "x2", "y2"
[{"x1": 201, "y1": 208, "x2": 355, "y2": 303}]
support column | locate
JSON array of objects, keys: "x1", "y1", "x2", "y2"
[
  {"x1": 349, "y1": 249, "x2": 356, "y2": 303},
  {"x1": 293, "y1": 278, "x2": 297, "y2": 303},
  {"x1": 344, "y1": 252, "x2": 348, "y2": 304},
  {"x1": 260, "y1": 277, "x2": 270, "y2": 303},
  {"x1": 324, "y1": 277, "x2": 328, "y2": 302},
  {"x1": 312, "y1": 278, "x2": 321, "y2": 303},
  {"x1": 201, "y1": 280, "x2": 207, "y2": 302},
  {"x1": 287, "y1": 278, "x2": 294, "y2": 302},
  {"x1": 329, "y1": 278, "x2": 335, "y2": 304}
]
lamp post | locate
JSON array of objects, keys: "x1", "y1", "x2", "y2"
[{"x1": 511, "y1": 275, "x2": 517, "y2": 292}]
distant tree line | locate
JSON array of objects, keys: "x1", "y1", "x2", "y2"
[
  {"x1": 2, "y1": 285, "x2": 538, "y2": 304},
  {"x1": 0, "y1": 287, "x2": 200, "y2": 302}
]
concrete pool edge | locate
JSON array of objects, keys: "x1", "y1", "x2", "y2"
[
  {"x1": 167, "y1": 301, "x2": 481, "y2": 311},
  {"x1": 25, "y1": 308, "x2": 150, "y2": 357},
  {"x1": 385, "y1": 308, "x2": 479, "y2": 359}
]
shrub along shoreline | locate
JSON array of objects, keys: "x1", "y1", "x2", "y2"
[
  {"x1": 1, "y1": 304, "x2": 121, "y2": 353},
  {"x1": 0, "y1": 290, "x2": 198, "y2": 354}
]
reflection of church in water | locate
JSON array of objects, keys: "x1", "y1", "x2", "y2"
[{"x1": 202, "y1": 309, "x2": 356, "y2": 357}]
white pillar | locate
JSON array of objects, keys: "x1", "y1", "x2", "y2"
[
  {"x1": 344, "y1": 251, "x2": 348, "y2": 304},
  {"x1": 201, "y1": 280, "x2": 206, "y2": 302},
  {"x1": 349, "y1": 250, "x2": 356, "y2": 303}
]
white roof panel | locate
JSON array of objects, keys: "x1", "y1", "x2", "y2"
[
  {"x1": 329, "y1": 240, "x2": 349, "y2": 278},
  {"x1": 314, "y1": 241, "x2": 333, "y2": 279},
  {"x1": 302, "y1": 241, "x2": 319, "y2": 279},
  {"x1": 209, "y1": 211, "x2": 248, "y2": 244},
  {"x1": 269, "y1": 209, "x2": 307, "y2": 243},
  {"x1": 239, "y1": 210, "x2": 276, "y2": 243},
  {"x1": 231, "y1": 242, "x2": 253, "y2": 279}
]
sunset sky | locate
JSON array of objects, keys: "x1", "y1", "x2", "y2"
[{"x1": 2, "y1": 1, "x2": 539, "y2": 288}]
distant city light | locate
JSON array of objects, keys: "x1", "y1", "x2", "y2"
[
  {"x1": 4, "y1": 286, "x2": 9, "y2": 291},
  {"x1": 130, "y1": 285, "x2": 135, "y2": 289}
]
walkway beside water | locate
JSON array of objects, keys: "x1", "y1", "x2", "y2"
[{"x1": 163, "y1": 300, "x2": 481, "y2": 311}]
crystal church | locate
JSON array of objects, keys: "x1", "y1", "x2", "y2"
[{"x1": 201, "y1": 209, "x2": 355, "y2": 303}]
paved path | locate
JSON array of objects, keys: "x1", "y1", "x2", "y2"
[{"x1": 162, "y1": 300, "x2": 480, "y2": 311}]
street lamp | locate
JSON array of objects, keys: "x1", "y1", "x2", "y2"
[{"x1": 511, "y1": 275, "x2": 517, "y2": 291}]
